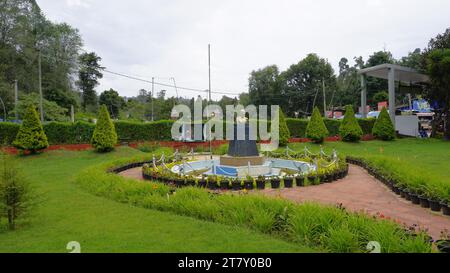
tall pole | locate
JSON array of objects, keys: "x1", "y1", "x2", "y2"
[
  {"x1": 14, "y1": 80, "x2": 18, "y2": 121},
  {"x1": 322, "y1": 78, "x2": 326, "y2": 117},
  {"x1": 151, "y1": 77, "x2": 154, "y2": 121},
  {"x1": 208, "y1": 44, "x2": 212, "y2": 160},
  {"x1": 38, "y1": 50, "x2": 44, "y2": 122}
]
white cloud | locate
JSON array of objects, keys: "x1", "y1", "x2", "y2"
[{"x1": 65, "y1": 0, "x2": 90, "y2": 8}]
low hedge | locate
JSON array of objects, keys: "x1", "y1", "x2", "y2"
[
  {"x1": 0, "y1": 120, "x2": 175, "y2": 145},
  {"x1": 1, "y1": 118, "x2": 376, "y2": 145},
  {"x1": 74, "y1": 155, "x2": 433, "y2": 253},
  {"x1": 114, "y1": 120, "x2": 174, "y2": 141},
  {"x1": 286, "y1": 118, "x2": 375, "y2": 138}
]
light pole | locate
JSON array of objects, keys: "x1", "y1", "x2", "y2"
[
  {"x1": 208, "y1": 44, "x2": 212, "y2": 160},
  {"x1": 14, "y1": 80, "x2": 18, "y2": 121},
  {"x1": 0, "y1": 95, "x2": 6, "y2": 121},
  {"x1": 151, "y1": 77, "x2": 154, "y2": 121},
  {"x1": 38, "y1": 49, "x2": 44, "y2": 122}
]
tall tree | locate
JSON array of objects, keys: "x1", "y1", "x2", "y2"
[
  {"x1": 77, "y1": 52, "x2": 103, "y2": 112},
  {"x1": 426, "y1": 49, "x2": 450, "y2": 140},
  {"x1": 248, "y1": 65, "x2": 282, "y2": 107},
  {"x1": 280, "y1": 54, "x2": 336, "y2": 117},
  {"x1": 335, "y1": 57, "x2": 360, "y2": 107},
  {"x1": 99, "y1": 88, "x2": 125, "y2": 119}
]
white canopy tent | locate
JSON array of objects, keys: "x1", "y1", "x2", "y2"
[{"x1": 358, "y1": 63, "x2": 429, "y2": 127}]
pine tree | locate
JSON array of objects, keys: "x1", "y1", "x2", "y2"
[
  {"x1": 339, "y1": 105, "x2": 363, "y2": 142},
  {"x1": 91, "y1": 105, "x2": 118, "y2": 152},
  {"x1": 306, "y1": 107, "x2": 329, "y2": 143},
  {"x1": 372, "y1": 107, "x2": 396, "y2": 140},
  {"x1": 278, "y1": 109, "x2": 290, "y2": 146},
  {"x1": 13, "y1": 105, "x2": 49, "y2": 153}
]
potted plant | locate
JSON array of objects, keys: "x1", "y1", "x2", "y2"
[
  {"x1": 256, "y1": 175, "x2": 266, "y2": 190},
  {"x1": 175, "y1": 176, "x2": 185, "y2": 188},
  {"x1": 186, "y1": 176, "x2": 196, "y2": 187},
  {"x1": 208, "y1": 175, "x2": 218, "y2": 190},
  {"x1": 244, "y1": 176, "x2": 254, "y2": 190},
  {"x1": 403, "y1": 189, "x2": 412, "y2": 201},
  {"x1": 307, "y1": 173, "x2": 317, "y2": 185},
  {"x1": 295, "y1": 174, "x2": 305, "y2": 187},
  {"x1": 441, "y1": 201, "x2": 450, "y2": 216},
  {"x1": 283, "y1": 175, "x2": 294, "y2": 188},
  {"x1": 410, "y1": 192, "x2": 420, "y2": 205},
  {"x1": 418, "y1": 194, "x2": 430, "y2": 208},
  {"x1": 232, "y1": 178, "x2": 242, "y2": 191},
  {"x1": 270, "y1": 177, "x2": 281, "y2": 189},
  {"x1": 198, "y1": 175, "x2": 207, "y2": 188},
  {"x1": 436, "y1": 230, "x2": 450, "y2": 253},
  {"x1": 220, "y1": 177, "x2": 230, "y2": 190},
  {"x1": 428, "y1": 198, "x2": 442, "y2": 212}
]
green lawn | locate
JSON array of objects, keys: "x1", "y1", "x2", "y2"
[
  {"x1": 0, "y1": 148, "x2": 314, "y2": 253},
  {"x1": 286, "y1": 138, "x2": 450, "y2": 200}
]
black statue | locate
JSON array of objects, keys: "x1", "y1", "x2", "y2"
[{"x1": 227, "y1": 124, "x2": 258, "y2": 157}]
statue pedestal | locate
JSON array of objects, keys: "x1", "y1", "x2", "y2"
[{"x1": 219, "y1": 155, "x2": 265, "y2": 167}]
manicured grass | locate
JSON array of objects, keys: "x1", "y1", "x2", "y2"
[
  {"x1": 0, "y1": 148, "x2": 314, "y2": 253},
  {"x1": 286, "y1": 138, "x2": 450, "y2": 201}
]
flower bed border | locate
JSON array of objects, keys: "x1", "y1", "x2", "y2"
[
  {"x1": 139, "y1": 159, "x2": 349, "y2": 191},
  {"x1": 346, "y1": 156, "x2": 450, "y2": 218}
]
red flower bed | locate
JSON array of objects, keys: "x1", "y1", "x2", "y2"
[
  {"x1": 2, "y1": 144, "x2": 93, "y2": 155},
  {"x1": 2, "y1": 135, "x2": 376, "y2": 155}
]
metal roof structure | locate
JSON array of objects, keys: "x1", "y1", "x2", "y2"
[{"x1": 358, "y1": 63, "x2": 430, "y2": 127}]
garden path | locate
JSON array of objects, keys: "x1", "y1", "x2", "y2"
[{"x1": 263, "y1": 165, "x2": 450, "y2": 239}]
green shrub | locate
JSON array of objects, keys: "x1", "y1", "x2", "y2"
[
  {"x1": 286, "y1": 118, "x2": 308, "y2": 138},
  {"x1": 278, "y1": 109, "x2": 290, "y2": 146},
  {"x1": 91, "y1": 105, "x2": 118, "y2": 152},
  {"x1": 44, "y1": 121, "x2": 95, "y2": 145},
  {"x1": 358, "y1": 118, "x2": 376, "y2": 135},
  {"x1": 323, "y1": 119, "x2": 341, "y2": 136},
  {"x1": 339, "y1": 106, "x2": 363, "y2": 142},
  {"x1": 114, "y1": 120, "x2": 174, "y2": 141},
  {"x1": 13, "y1": 105, "x2": 49, "y2": 153},
  {"x1": 306, "y1": 107, "x2": 329, "y2": 144},
  {"x1": 372, "y1": 107, "x2": 395, "y2": 141},
  {"x1": 0, "y1": 123, "x2": 19, "y2": 146},
  {"x1": 0, "y1": 153, "x2": 31, "y2": 230}
]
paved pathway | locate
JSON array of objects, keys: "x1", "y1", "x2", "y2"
[
  {"x1": 120, "y1": 164, "x2": 450, "y2": 239},
  {"x1": 262, "y1": 165, "x2": 450, "y2": 239}
]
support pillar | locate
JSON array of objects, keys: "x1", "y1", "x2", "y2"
[
  {"x1": 388, "y1": 67, "x2": 396, "y2": 128},
  {"x1": 360, "y1": 74, "x2": 367, "y2": 118}
]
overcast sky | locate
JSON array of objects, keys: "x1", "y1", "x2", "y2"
[{"x1": 38, "y1": 0, "x2": 449, "y2": 100}]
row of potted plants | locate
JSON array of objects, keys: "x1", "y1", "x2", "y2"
[
  {"x1": 142, "y1": 161, "x2": 349, "y2": 191},
  {"x1": 346, "y1": 156, "x2": 450, "y2": 217}
]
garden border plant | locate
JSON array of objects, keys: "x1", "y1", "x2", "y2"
[
  {"x1": 138, "y1": 152, "x2": 349, "y2": 191},
  {"x1": 346, "y1": 156, "x2": 450, "y2": 217},
  {"x1": 73, "y1": 155, "x2": 434, "y2": 253}
]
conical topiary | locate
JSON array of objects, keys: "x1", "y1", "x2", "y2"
[
  {"x1": 339, "y1": 105, "x2": 363, "y2": 142},
  {"x1": 278, "y1": 109, "x2": 290, "y2": 146},
  {"x1": 306, "y1": 107, "x2": 329, "y2": 144},
  {"x1": 13, "y1": 104, "x2": 49, "y2": 153},
  {"x1": 91, "y1": 105, "x2": 118, "y2": 152},
  {"x1": 372, "y1": 107, "x2": 396, "y2": 141}
]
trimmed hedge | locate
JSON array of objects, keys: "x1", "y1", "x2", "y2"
[
  {"x1": 1, "y1": 117, "x2": 376, "y2": 145},
  {"x1": 0, "y1": 122, "x2": 19, "y2": 145},
  {"x1": 114, "y1": 120, "x2": 174, "y2": 141},
  {"x1": 286, "y1": 118, "x2": 375, "y2": 138}
]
